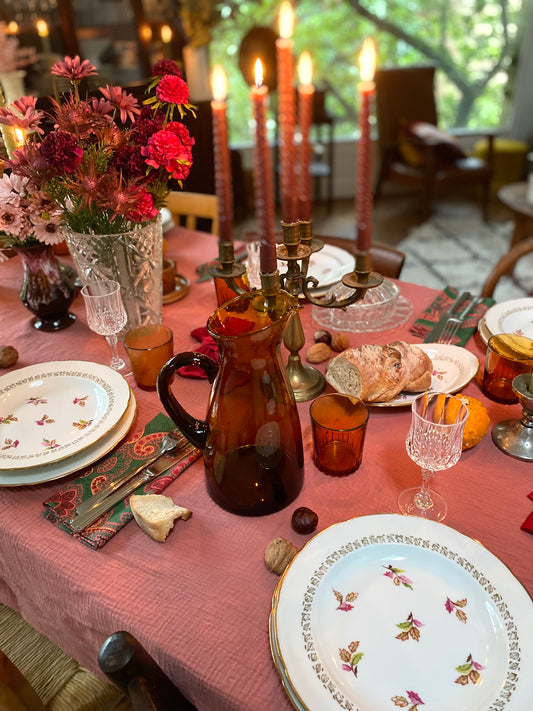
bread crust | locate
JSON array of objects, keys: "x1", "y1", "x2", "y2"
[{"x1": 326, "y1": 342, "x2": 433, "y2": 403}]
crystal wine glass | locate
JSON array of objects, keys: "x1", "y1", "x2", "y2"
[
  {"x1": 81, "y1": 280, "x2": 127, "y2": 370},
  {"x1": 398, "y1": 391, "x2": 469, "y2": 522}
]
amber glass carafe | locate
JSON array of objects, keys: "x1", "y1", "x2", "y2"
[{"x1": 157, "y1": 290, "x2": 304, "y2": 516}]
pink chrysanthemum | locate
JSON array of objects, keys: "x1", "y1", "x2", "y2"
[
  {"x1": 51, "y1": 55, "x2": 97, "y2": 82},
  {"x1": 0, "y1": 205, "x2": 26, "y2": 238},
  {"x1": 0, "y1": 173, "x2": 29, "y2": 206},
  {"x1": 155, "y1": 75, "x2": 189, "y2": 105},
  {"x1": 99, "y1": 86, "x2": 140, "y2": 123},
  {"x1": 30, "y1": 214, "x2": 64, "y2": 245},
  {"x1": 142, "y1": 129, "x2": 192, "y2": 180},
  {"x1": 40, "y1": 131, "x2": 83, "y2": 173},
  {"x1": 152, "y1": 59, "x2": 182, "y2": 78}
]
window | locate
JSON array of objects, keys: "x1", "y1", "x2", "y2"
[{"x1": 211, "y1": 0, "x2": 528, "y2": 143}]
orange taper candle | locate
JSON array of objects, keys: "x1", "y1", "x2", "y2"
[
  {"x1": 356, "y1": 38, "x2": 376, "y2": 253},
  {"x1": 297, "y1": 51, "x2": 314, "y2": 222},
  {"x1": 211, "y1": 65, "x2": 234, "y2": 244},
  {"x1": 251, "y1": 59, "x2": 277, "y2": 274}
]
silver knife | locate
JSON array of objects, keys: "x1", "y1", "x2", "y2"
[
  {"x1": 423, "y1": 291, "x2": 471, "y2": 343},
  {"x1": 75, "y1": 429, "x2": 187, "y2": 516},
  {"x1": 69, "y1": 443, "x2": 197, "y2": 532}
]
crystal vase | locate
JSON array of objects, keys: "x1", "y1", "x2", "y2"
[
  {"x1": 14, "y1": 242, "x2": 77, "y2": 331},
  {"x1": 63, "y1": 216, "x2": 163, "y2": 334}
]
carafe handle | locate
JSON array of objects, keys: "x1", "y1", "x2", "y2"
[{"x1": 157, "y1": 352, "x2": 219, "y2": 451}]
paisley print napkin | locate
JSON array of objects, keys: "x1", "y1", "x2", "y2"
[{"x1": 43, "y1": 413, "x2": 200, "y2": 549}]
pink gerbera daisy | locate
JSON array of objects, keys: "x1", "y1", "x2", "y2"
[
  {"x1": 99, "y1": 86, "x2": 140, "y2": 123},
  {"x1": 51, "y1": 56, "x2": 97, "y2": 82}
]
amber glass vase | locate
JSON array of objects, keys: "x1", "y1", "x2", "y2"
[
  {"x1": 14, "y1": 243, "x2": 77, "y2": 331},
  {"x1": 158, "y1": 290, "x2": 304, "y2": 516}
]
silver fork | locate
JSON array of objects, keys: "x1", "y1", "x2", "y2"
[{"x1": 437, "y1": 296, "x2": 483, "y2": 344}]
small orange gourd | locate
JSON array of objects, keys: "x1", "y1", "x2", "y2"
[{"x1": 457, "y1": 395, "x2": 490, "y2": 450}]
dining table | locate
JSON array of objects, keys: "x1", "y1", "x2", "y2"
[{"x1": 1, "y1": 224, "x2": 532, "y2": 711}]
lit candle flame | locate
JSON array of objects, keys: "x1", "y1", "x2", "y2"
[
  {"x1": 279, "y1": 1, "x2": 294, "y2": 39},
  {"x1": 14, "y1": 129, "x2": 24, "y2": 148},
  {"x1": 298, "y1": 51, "x2": 313, "y2": 86},
  {"x1": 140, "y1": 24, "x2": 152, "y2": 43},
  {"x1": 211, "y1": 65, "x2": 227, "y2": 102},
  {"x1": 359, "y1": 38, "x2": 376, "y2": 83},
  {"x1": 161, "y1": 24, "x2": 172, "y2": 43},
  {"x1": 254, "y1": 58, "x2": 264, "y2": 89},
  {"x1": 7, "y1": 21, "x2": 18, "y2": 35},
  {"x1": 36, "y1": 19, "x2": 49, "y2": 38}
]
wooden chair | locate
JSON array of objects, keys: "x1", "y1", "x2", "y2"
[
  {"x1": 0, "y1": 602, "x2": 128, "y2": 710},
  {"x1": 373, "y1": 65, "x2": 494, "y2": 220},
  {"x1": 481, "y1": 236, "x2": 533, "y2": 298},
  {"x1": 165, "y1": 191, "x2": 219, "y2": 235},
  {"x1": 317, "y1": 235, "x2": 406, "y2": 279},
  {"x1": 98, "y1": 631, "x2": 197, "y2": 711}
]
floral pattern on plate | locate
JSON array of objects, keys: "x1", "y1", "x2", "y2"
[
  {"x1": 271, "y1": 514, "x2": 533, "y2": 711},
  {"x1": 0, "y1": 361, "x2": 130, "y2": 469}
]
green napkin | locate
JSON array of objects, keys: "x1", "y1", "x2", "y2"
[
  {"x1": 43, "y1": 413, "x2": 200, "y2": 550},
  {"x1": 409, "y1": 286, "x2": 495, "y2": 346}
]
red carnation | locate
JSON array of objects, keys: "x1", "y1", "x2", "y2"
[
  {"x1": 40, "y1": 131, "x2": 83, "y2": 173},
  {"x1": 155, "y1": 75, "x2": 189, "y2": 105},
  {"x1": 152, "y1": 59, "x2": 183, "y2": 78},
  {"x1": 142, "y1": 130, "x2": 192, "y2": 181}
]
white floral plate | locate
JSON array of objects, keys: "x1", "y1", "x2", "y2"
[
  {"x1": 270, "y1": 514, "x2": 533, "y2": 711},
  {"x1": 0, "y1": 389, "x2": 136, "y2": 487},
  {"x1": 307, "y1": 244, "x2": 356, "y2": 290},
  {"x1": 370, "y1": 343, "x2": 479, "y2": 408},
  {"x1": 0, "y1": 361, "x2": 130, "y2": 470},
  {"x1": 484, "y1": 298, "x2": 533, "y2": 339}
]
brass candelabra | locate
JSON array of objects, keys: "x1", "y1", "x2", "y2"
[{"x1": 211, "y1": 221, "x2": 384, "y2": 401}]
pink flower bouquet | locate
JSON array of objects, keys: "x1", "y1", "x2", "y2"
[{"x1": 0, "y1": 55, "x2": 195, "y2": 250}]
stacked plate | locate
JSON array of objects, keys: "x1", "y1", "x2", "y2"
[
  {"x1": 478, "y1": 297, "x2": 533, "y2": 345},
  {"x1": 270, "y1": 514, "x2": 533, "y2": 710},
  {"x1": 0, "y1": 361, "x2": 136, "y2": 486}
]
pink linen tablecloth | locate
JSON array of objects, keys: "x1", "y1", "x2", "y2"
[{"x1": 1, "y1": 227, "x2": 532, "y2": 711}]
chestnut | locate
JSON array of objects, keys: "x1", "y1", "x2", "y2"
[
  {"x1": 313, "y1": 329, "x2": 332, "y2": 346},
  {"x1": 291, "y1": 506, "x2": 318, "y2": 535}
]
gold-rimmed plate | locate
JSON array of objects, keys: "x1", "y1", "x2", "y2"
[
  {"x1": 0, "y1": 388, "x2": 137, "y2": 486},
  {"x1": 270, "y1": 514, "x2": 533, "y2": 711},
  {"x1": 0, "y1": 361, "x2": 130, "y2": 470}
]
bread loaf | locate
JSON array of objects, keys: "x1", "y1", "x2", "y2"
[
  {"x1": 326, "y1": 342, "x2": 432, "y2": 403},
  {"x1": 130, "y1": 494, "x2": 191, "y2": 542}
]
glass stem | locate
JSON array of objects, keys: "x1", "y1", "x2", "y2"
[
  {"x1": 105, "y1": 334, "x2": 125, "y2": 370},
  {"x1": 414, "y1": 468, "x2": 434, "y2": 512}
]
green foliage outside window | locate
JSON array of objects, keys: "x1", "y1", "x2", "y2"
[{"x1": 210, "y1": 0, "x2": 528, "y2": 143}]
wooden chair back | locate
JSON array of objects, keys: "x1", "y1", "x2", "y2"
[
  {"x1": 374, "y1": 65, "x2": 438, "y2": 153},
  {"x1": 165, "y1": 191, "x2": 219, "y2": 235},
  {"x1": 316, "y1": 235, "x2": 406, "y2": 280},
  {"x1": 481, "y1": 236, "x2": 533, "y2": 298}
]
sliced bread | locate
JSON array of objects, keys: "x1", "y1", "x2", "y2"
[{"x1": 130, "y1": 494, "x2": 192, "y2": 542}]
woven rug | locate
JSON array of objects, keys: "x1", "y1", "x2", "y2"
[{"x1": 397, "y1": 215, "x2": 533, "y2": 302}]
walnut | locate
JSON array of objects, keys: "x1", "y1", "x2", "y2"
[
  {"x1": 306, "y1": 342, "x2": 332, "y2": 363},
  {"x1": 264, "y1": 537, "x2": 299, "y2": 575},
  {"x1": 0, "y1": 346, "x2": 18, "y2": 368},
  {"x1": 331, "y1": 332, "x2": 350, "y2": 352}
]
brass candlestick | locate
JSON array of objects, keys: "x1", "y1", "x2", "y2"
[{"x1": 208, "y1": 242, "x2": 248, "y2": 303}]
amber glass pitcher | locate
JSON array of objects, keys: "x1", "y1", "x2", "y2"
[{"x1": 157, "y1": 290, "x2": 304, "y2": 516}]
